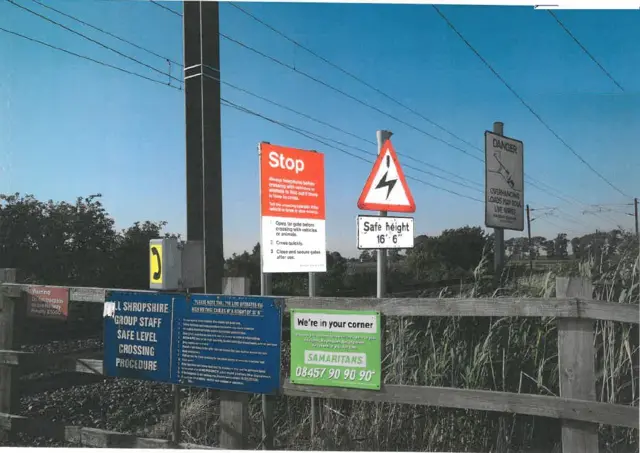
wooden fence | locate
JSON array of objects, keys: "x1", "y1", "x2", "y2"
[{"x1": 0, "y1": 269, "x2": 638, "y2": 451}]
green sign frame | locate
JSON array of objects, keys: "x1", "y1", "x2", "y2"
[{"x1": 290, "y1": 308, "x2": 381, "y2": 390}]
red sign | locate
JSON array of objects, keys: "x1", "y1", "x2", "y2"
[
  {"x1": 259, "y1": 142, "x2": 327, "y2": 273},
  {"x1": 26, "y1": 286, "x2": 69, "y2": 320},
  {"x1": 357, "y1": 139, "x2": 416, "y2": 213},
  {"x1": 260, "y1": 143, "x2": 325, "y2": 220}
]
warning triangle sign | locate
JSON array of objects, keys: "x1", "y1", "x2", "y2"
[{"x1": 357, "y1": 139, "x2": 416, "y2": 213}]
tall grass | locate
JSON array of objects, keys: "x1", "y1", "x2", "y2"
[{"x1": 170, "y1": 238, "x2": 639, "y2": 452}]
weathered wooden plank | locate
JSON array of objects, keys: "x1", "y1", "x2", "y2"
[
  {"x1": 71, "y1": 357, "x2": 104, "y2": 375},
  {"x1": 0, "y1": 269, "x2": 20, "y2": 438},
  {"x1": 21, "y1": 373, "x2": 105, "y2": 396},
  {"x1": 556, "y1": 278, "x2": 598, "y2": 453},
  {"x1": 70, "y1": 287, "x2": 108, "y2": 304},
  {"x1": 0, "y1": 412, "x2": 217, "y2": 448},
  {"x1": 3, "y1": 283, "x2": 638, "y2": 323},
  {"x1": 2, "y1": 284, "x2": 153, "y2": 303},
  {"x1": 284, "y1": 296, "x2": 639, "y2": 324},
  {"x1": 3, "y1": 352, "x2": 638, "y2": 430},
  {"x1": 0, "y1": 350, "x2": 103, "y2": 375},
  {"x1": 282, "y1": 381, "x2": 638, "y2": 429}
]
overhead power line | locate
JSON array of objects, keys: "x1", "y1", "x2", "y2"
[
  {"x1": 432, "y1": 5, "x2": 631, "y2": 199},
  {"x1": 229, "y1": 1, "x2": 481, "y2": 154},
  {"x1": 0, "y1": 25, "x2": 180, "y2": 90},
  {"x1": 0, "y1": 19, "x2": 483, "y2": 199},
  {"x1": 219, "y1": 78, "x2": 484, "y2": 190},
  {"x1": 222, "y1": 97, "x2": 482, "y2": 194},
  {"x1": 29, "y1": 0, "x2": 183, "y2": 67},
  {"x1": 149, "y1": 0, "x2": 182, "y2": 18},
  {"x1": 221, "y1": 99, "x2": 485, "y2": 204},
  {"x1": 547, "y1": 10, "x2": 624, "y2": 92},
  {"x1": 1, "y1": 17, "x2": 484, "y2": 205},
  {"x1": 221, "y1": 100, "x2": 483, "y2": 197},
  {"x1": 7, "y1": 0, "x2": 182, "y2": 85},
  {"x1": 225, "y1": 4, "x2": 612, "y2": 215},
  {"x1": 92, "y1": 0, "x2": 617, "y2": 218},
  {"x1": 524, "y1": 181, "x2": 617, "y2": 226},
  {"x1": 589, "y1": 202, "x2": 634, "y2": 208},
  {"x1": 218, "y1": 32, "x2": 484, "y2": 163},
  {"x1": 7, "y1": 6, "x2": 624, "y2": 230},
  {"x1": 138, "y1": 0, "x2": 610, "y2": 215}
]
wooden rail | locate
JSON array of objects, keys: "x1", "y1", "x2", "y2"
[
  {"x1": 1, "y1": 276, "x2": 639, "y2": 452},
  {"x1": 1, "y1": 354, "x2": 636, "y2": 430},
  {"x1": 0, "y1": 413, "x2": 215, "y2": 449},
  {"x1": 3, "y1": 283, "x2": 638, "y2": 324}
]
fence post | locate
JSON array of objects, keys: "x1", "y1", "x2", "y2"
[
  {"x1": 0, "y1": 269, "x2": 19, "y2": 441},
  {"x1": 218, "y1": 277, "x2": 251, "y2": 449},
  {"x1": 555, "y1": 277, "x2": 598, "y2": 453},
  {"x1": 260, "y1": 272, "x2": 274, "y2": 450}
]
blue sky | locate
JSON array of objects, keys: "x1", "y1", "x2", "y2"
[{"x1": 0, "y1": 1, "x2": 638, "y2": 258}]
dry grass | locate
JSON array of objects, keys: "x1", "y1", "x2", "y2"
[{"x1": 148, "y1": 238, "x2": 639, "y2": 452}]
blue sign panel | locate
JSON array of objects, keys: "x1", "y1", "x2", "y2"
[
  {"x1": 103, "y1": 291, "x2": 283, "y2": 395},
  {"x1": 103, "y1": 291, "x2": 183, "y2": 383},
  {"x1": 172, "y1": 294, "x2": 283, "y2": 395}
]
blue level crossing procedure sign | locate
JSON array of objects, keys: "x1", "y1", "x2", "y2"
[{"x1": 103, "y1": 290, "x2": 283, "y2": 395}]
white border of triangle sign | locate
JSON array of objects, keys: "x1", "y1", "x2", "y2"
[{"x1": 357, "y1": 139, "x2": 416, "y2": 213}]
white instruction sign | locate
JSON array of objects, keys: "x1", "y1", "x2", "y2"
[{"x1": 357, "y1": 215, "x2": 414, "y2": 250}]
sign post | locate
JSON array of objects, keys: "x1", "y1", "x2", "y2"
[
  {"x1": 258, "y1": 142, "x2": 326, "y2": 448},
  {"x1": 356, "y1": 134, "x2": 415, "y2": 391},
  {"x1": 376, "y1": 131, "x2": 391, "y2": 299},
  {"x1": 357, "y1": 134, "x2": 416, "y2": 298},
  {"x1": 484, "y1": 123, "x2": 524, "y2": 278}
]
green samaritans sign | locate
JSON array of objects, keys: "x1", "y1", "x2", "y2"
[{"x1": 290, "y1": 309, "x2": 381, "y2": 390}]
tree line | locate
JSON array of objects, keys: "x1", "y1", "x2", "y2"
[{"x1": 1, "y1": 193, "x2": 635, "y2": 296}]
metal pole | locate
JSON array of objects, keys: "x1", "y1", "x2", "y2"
[
  {"x1": 308, "y1": 272, "x2": 318, "y2": 440},
  {"x1": 376, "y1": 130, "x2": 393, "y2": 299},
  {"x1": 526, "y1": 204, "x2": 533, "y2": 271},
  {"x1": 257, "y1": 139, "x2": 274, "y2": 449},
  {"x1": 375, "y1": 130, "x2": 392, "y2": 398},
  {"x1": 308, "y1": 142, "x2": 321, "y2": 443},
  {"x1": 635, "y1": 198, "x2": 639, "y2": 281},
  {"x1": 634, "y1": 197, "x2": 638, "y2": 238},
  {"x1": 492, "y1": 122, "x2": 505, "y2": 280}
]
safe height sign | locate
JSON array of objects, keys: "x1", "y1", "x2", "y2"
[
  {"x1": 485, "y1": 131, "x2": 524, "y2": 231},
  {"x1": 357, "y1": 215, "x2": 414, "y2": 250},
  {"x1": 259, "y1": 143, "x2": 326, "y2": 273}
]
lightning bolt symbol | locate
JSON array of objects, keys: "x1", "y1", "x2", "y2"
[{"x1": 375, "y1": 155, "x2": 397, "y2": 200}]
